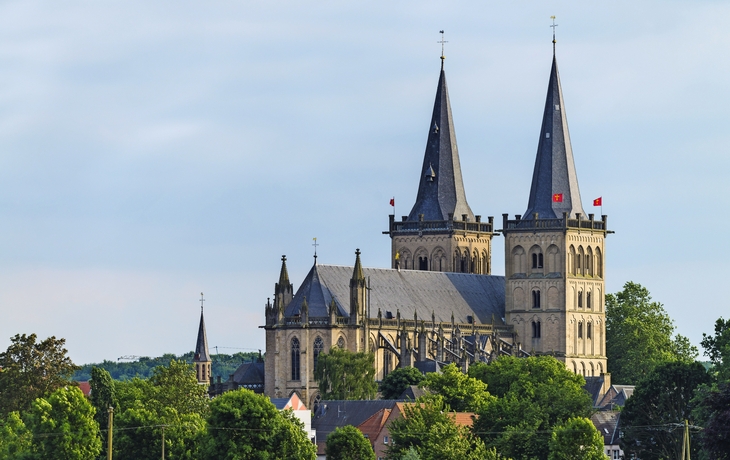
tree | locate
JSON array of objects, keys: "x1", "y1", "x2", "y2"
[
  {"x1": 701, "y1": 317, "x2": 730, "y2": 381},
  {"x1": 606, "y1": 282, "x2": 697, "y2": 384},
  {"x1": 200, "y1": 388, "x2": 316, "y2": 460},
  {"x1": 470, "y1": 356, "x2": 593, "y2": 460},
  {"x1": 620, "y1": 361, "x2": 711, "y2": 460},
  {"x1": 420, "y1": 363, "x2": 493, "y2": 412},
  {"x1": 386, "y1": 397, "x2": 496, "y2": 460},
  {"x1": 380, "y1": 367, "x2": 425, "y2": 400},
  {"x1": 314, "y1": 347, "x2": 377, "y2": 400},
  {"x1": 693, "y1": 382, "x2": 730, "y2": 460},
  {"x1": 90, "y1": 366, "x2": 117, "y2": 458},
  {"x1": 24, "y1": 386, "x2": 102, "y2": 460},
  {"x1": 325, "y1": 425, "x2": 375, "y2": 460},
  {"x1": 0, "y1": 411, "x2": 32, "y2": 459},
  {"x1": 0, "y1": 334, "x2": 80, "y2": 416},
  {"x1": 548, "y1": 417, "x2": 607, "y2": 460},
  {"x1": 113, "y1": 361, "x2": 208, "y2": 460}
]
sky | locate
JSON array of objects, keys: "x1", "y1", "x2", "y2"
[{"x1": 1, "y1": 1, "x2": 729, "y2": 365}]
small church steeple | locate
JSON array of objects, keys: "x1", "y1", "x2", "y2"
[
  {"x1": 523, "y1": 42, "x2": 585, "y2": 220},
  {"x1": 193, "y1": 292, "x2": 212, "y2": 385}
]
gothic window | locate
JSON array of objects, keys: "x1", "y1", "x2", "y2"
[
  {"x1": 577, "y1": 247, "x2": 584, "y2": 274},
  {"x1": 313, "y1": 336, "x2": 324, "y2": 372},
  {"x1": 512, "y1": 246, "x2": 526, "y2": 275},
  {"x1": 482, "y1": 250, "x2": 489, "y2": 275},
  {"x1": 586, "y1": 247, "x2": 594, "y2": 276},
  {"x1": 596, "y1": 248, "x2": 603, "y2": 278},
  {"x1": 291, "y1": 337, "x2": 300, "y2": 381},
  {"x1": 532, "y1": 321, "x2": 541, "y2": 338},
  {"x1": 587, "y1": 292, "x2": 592, "y2": 309},
  {"x1": 337, "y1": 337, "x2": 345, "y2": 349},
  {"x1": 587, "y1": 323, "x2": 592, "y2": 339},
  {"x1": 419, "y1": 256, "x2": 428, "y2": 271},
  {"x1": 578, "y1": 291, "x2": 583, "y2": 308},
  {"x1": 569, "y1": 246, "x2": 577, "y2": 276},
  {"x1": 532, "y1": 253, "x2": 544, "y2": 269},
  {"x1": 532, "y1": 290, "x2": 541, "y2": 309},
  {"x1": 578, "y1": 322, "x2": 583, "y2": 339},
  {"x1": 383, "y1": 350, "x2": 392, "y2": 378}
]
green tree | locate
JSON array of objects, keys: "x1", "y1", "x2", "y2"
[
  {"x1": 325, "y1": 425, "x2": 375, "y2": 460},
  {"x1": 548, "y1": 417, "x2": 607, "y2": 460},
  {"x1": 386, "y1": 397, "x2": 496, "y2": 460},
  {"x1": 420, "y1": 363, "x2": 493, "y2": 412},
  {"x1": 24, "y1": 386, "x2": 101, "y2": 460},
  {"x1": 315, "y1": 347, "x2": 377, "y2": 400},
  {"x1": 470, "y1": 356, "x2": 593, "y2": 460},
  {"x1": 113, "y1": 361, "x2": 208, "y2": 460},
  {"x1": 620, "y1": 361, "x2": 711, "y2": 460},
  {"x1": 90, "y1": 366, "x2": 117, "y2": 459},
  {"x1": 693, "y1": 382, "x2": 730, "y2": 460},
  {"x1": 380, "y1": 367, "x2": 425, "y2": 400},
  {"x1": 0, "y1": 411, "x2": 32, "y2": 459},
  {"x1": 606, "y1": 282, "x2": 697, "y2": 384},
  {"x1": 200, "y1": 388, "x2": 316, "y2": 460},
  {"x1": 401, "y1": 447, "x2": 421, "y2": 460},
  {"x1": 0, "y1": 334, "x2": 80, "y2": 417},
  {"x1": 701, "y1": 317, "x2": 730, "y2": 381}
]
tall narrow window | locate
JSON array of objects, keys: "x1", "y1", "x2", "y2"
[
  {"x1": 578, "y1": 291, "x2": 583, "y2": 308},
  {"x1": 538, "y1": 253, "x2": 544, "y2": 268},
  {"x1": 313, "y1": 337, "x2": 324, "y2": 372},
  {"x1": 291, "y1": 337, "x2": 301, "y2": 381},
  {"x1": 578, "y1": 323, "x2": 583, "y2": 339},
  {"x1": 383, "y1": 350, "x2": 392, "y2": 378},
  {"x1": 587, "y1": 292, "x2": 592, "y2": 309},
  {"x1": 587, "y1": 323, "x2": 592, "y2": 339},
  {"x1": 532, "y1": 321, "x2": 541, "y2": 338},
  {"x1": 532, "y1": 253, "x2": 538, "y2": 269},
  {"x1": 532, "y1": 290, "x2": 541, "y2": 309},
  {"x1": 419, "y1": 256, "x2": 428, "y2": 271}
]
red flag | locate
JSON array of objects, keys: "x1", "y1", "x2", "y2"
[
  {"x1": 593, "y1": 197, "x2": 602, "y2": 206},
  {"x1": 389, "y1": 198, "x2": 395, "y2": 207},
  {"x1": 552, "y1": 193, "x2": 563, "y2": 203}
]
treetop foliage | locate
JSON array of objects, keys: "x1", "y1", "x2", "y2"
[
  {"x1": 701, "y1": 316, "x2": 730, "y2": 381},
  {"x1": 0, "y1": 333, "x2": 80, "y2": 417},
  {"x1": 379, "y1": 366, "x2": 425, "y2": 400},
  {"x1": 314, "y1": 347, "x2": 377, "y2": 400},
  {"x1": 325, "y1": 425, "x2": 375, "y2": 460},
  {"x1": 606, "y1": 281, "x2": 698, "y2": 384},
  {"x1": 548, "y1": 417, "x2": 606, "y2": 460},
  {"x1": 421, "y1": 363, "x2": 493, "y2": 412}
]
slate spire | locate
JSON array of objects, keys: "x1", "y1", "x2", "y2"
[
  {"x1": 407, "y1": 64, "x2": 474, "y2": 222},
  {"x1": 194, "y1": 305, "x2": 210, "y2": 363},
  {"x1": 523, "y1": 51, "x2": 586, "y2": 220},
  {"x1": 278, "y1": 255, "x2": 290, "y2": 285}
]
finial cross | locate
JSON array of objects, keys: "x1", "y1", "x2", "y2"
[
  {"x1": 200, "y1": 292, "x2": 205, "y2": 312},
  {"x1": 438, "y1": 30, "x2": 448, "y2": 62},
  {"x1": 550, "y1": 16, "x2": 558, "y2": 42},
  {"x1": 312, "y1": 237, "x2": 319, "y2": 260}
]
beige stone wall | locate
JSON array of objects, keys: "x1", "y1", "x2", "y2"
[
  {"x1": 504, "y1": 227, "x2": 607, "y2": 377},
  {"x1": 391, "y1": 232, "x2": 492, "y2": 274}
]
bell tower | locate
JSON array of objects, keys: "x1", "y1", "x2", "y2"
[
  {"x1": 193, "y1": 292, "x2": 212, "y2": 385},
  {"x1": 501, "y1": 45, "x2": 608, "y2": 377},
  {"x1": 385, "y1": 53, "x2": 495, "y2": 274}
]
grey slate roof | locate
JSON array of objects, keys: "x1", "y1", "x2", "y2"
[
  {"x1": 285, "y1": 263, "x2": 506, "y2": 325},
  {"x1": 591, "y1": 410, "x2": 621, "y2": 445},
  {"x1": 407, "y1": 65, "x2": 474, "y2": 222},
  {"x1": 312, "y1": 400, "x2": 398, "y2": 444},
  {"x1": 523, "y1": 53, "x2": 586, "y2": 220},
  {"x1": 194, "y1": 309, "x2": 210, "y2": 362},
  {"x1": 232, "y1": 361, "x2": 265, "y2": 387}
]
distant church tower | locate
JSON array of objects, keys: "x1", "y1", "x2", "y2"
[
  {"x1": 386, "y1": 56, "x2": 495, "y2": 273},
  {"x1": 501, "y1": 45, "x2": 609, "y2": 377},
  {"x1": 193, "y1": 293, "x2": 212, "y2": 385}
]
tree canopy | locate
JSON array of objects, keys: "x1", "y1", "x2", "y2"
[
  {"x1": 380, "y1": 367, "x2": 425, "y2": 400},
  {"x1": 605, "y1": 281, "x2": 697, "y2": 384},
  {"x1": 420, "y1": 363, "x2": 493, "y2": 412},
  {"x1": 200, "y1": 388, "x2": 316, "y2": 460},
  {"x1": 325, "y1": 425, "x2": 375, "y2": 460},
  {"x1": 693, "y1": 381, "x2": 730, "y2": 459},
  {"x1": 620, "y1": 360, "x2": 711, "y2": 460},
  {"x1": 386, "y1": 398, "x2": 496, "y2": 460},
  {"x1": 470, "y1": 356, "x2": 593, "y2": 460},
  {"x1": 0, "y1": 334, "x2": 80, "y2": 417},
  {"x1": 548, "y1": 417, "x2": 606, "y2": 460},
  {"x1": 701, "y1": 316, "x2": 730, "y2": 381},
  {"x1": 314, "y1": 347, "x2": 377, "y2": 400}
]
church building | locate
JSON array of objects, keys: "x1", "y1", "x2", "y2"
[{"x1": 261, "y1": 42, "x2": 609, "y2": 405}]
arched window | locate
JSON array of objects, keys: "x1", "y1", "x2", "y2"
[
  {"x1": 532, "y1": 321, "x2": 541, "y2": 338},
  {"x1": 512, "y1": 246, "x2": 526, "y2": 275},
  {"x1": 578, "y1": 322, "x2": 583, "y2": 339},
  {"x1": 578, "y1": 291, "x2": 583, "y2": 308},
  {"x1": 569, "y1": 246, "x2": 577, "y2": 275},
  {"x1": 586, "y1": 247, "x2": 594, "y2": 276},
  {"x1": 532, "y1": 290, "x2": 541, "y2": 309},
  {"x1": 419, "y1": 256, "x2": 428, "y2": 271},
  {"x1": 291, "y1": 337, "x2": 300, "y2": 381},
  {"x1": 587, "y1": 292, "x2": 592, "y2": 309},
  {"x1": 587, "y1": 323, "x2": 592, "y2": 340},
  {"x1": 596, "y1": 248, "x2": 603, "y2": 278},
  {"x1": 577, "y1": 247, "x2": 585, "y2": 274},
  {"x1": 313, "y1": 336, "x2": 324, "y2": 372},
  {"x1": 383, "y1": 350, "x2": 392, "y2": 378},
  {"x1": 337, "y1": 337, "x2": 345, "y2": 349}
]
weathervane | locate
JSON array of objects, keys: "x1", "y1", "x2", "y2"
[
  {"x1": 438, "y1": 30, "x2": 448, "y2": 67},
  {"x1": 550, "y1": 16, "x2": 558, "y2": 53},
  {"x1": 200, "y1": 292, "x2": 205, "y2": 313}
]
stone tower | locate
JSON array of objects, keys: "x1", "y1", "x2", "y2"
[
  {"x1": 501, "y1": 48, "x2": 609, "y2": 377},
  {"x1": 386, "y1": 59, "x2": 495, "y2": 274},
  {"x1": 193, "y1": 294, "x2": 212, "y2": 385}
]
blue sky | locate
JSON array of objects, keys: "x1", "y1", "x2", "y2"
[{"x1": 1, "y1": 1, "x2": 729, "y2": 364}]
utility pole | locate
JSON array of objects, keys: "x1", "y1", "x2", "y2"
[
  {"x1": 161, "y1": 426, "x2": 165, "y2": 460},
  {"x1": 107, "y1": 406, "x2": 114, "y2": 460},
  {"x1": 681, "y1": 419, "x2": 691, "y2": 460}
]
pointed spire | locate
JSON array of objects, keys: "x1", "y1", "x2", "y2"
[
  {"x1": 407, "y1": 64, "x2": 474, "y2": 222},
  {"x1": 352, "y1": 248, "x2": 365, "y2": 282},
  {"x1": 194, "y1": 294, "x2": 210, "y2": 363},
  {"x1": 523, "y1": 51, "x2": 586, "y2": 220},
  {"x1": 278, "y1": 255, "x2": 289, "y2": 285}
]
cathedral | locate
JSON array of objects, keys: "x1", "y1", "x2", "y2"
[{"x1": 198, "y1": 41, "x2": 610, "y2": 405}]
